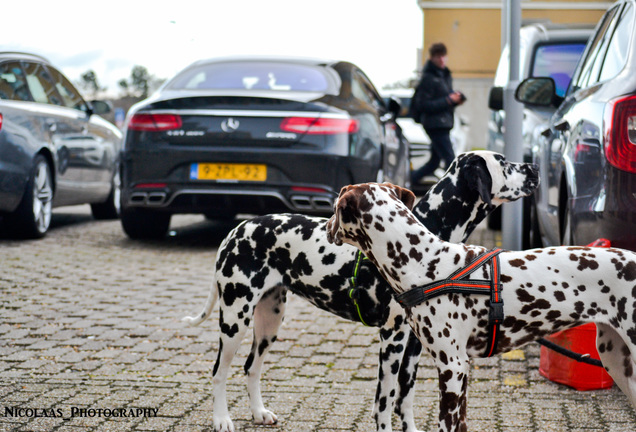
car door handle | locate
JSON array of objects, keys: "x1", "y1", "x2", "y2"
[{"x1": 554, "y1": 119, "x2": 570, "y2": 132}]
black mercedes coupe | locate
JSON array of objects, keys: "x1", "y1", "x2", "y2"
[{"x1": 120, "y1": 56, "x2": 410, "y2": 239}]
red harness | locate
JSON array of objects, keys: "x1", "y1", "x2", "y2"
[{"x1": 395, "y1": 248, "x2": 504, "y2": 358}]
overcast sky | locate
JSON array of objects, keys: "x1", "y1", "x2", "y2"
[{"x1": 4, "y1": 0, "x2": 423, "y2": 96}]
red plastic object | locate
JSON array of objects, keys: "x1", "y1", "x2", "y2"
[
  {"x1": 539, "y1": 323, "x2": 614, "y2": 390},
  {"x1": 538, "y1": 239, "x2": 614, "y2": 390}
]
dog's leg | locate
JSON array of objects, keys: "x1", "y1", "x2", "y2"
[
  {"x1": 435, "y1": 357, "x2": 469, "y2": 432},
  {"x1": 212, "y1": 298, "x2": 255, "y2": 432},
  {"x1": 596, "y1": 323, "x2": 636, "y2": 406},
  {"x1": 245, "y1": 286, "x2": 286, "y2": 426},
  {"x1": 394, "y1": 331, "x2": 424, "y2": 432},
  {"x1": 374, "y1": 313, "x2": 412, "y2": 432}
]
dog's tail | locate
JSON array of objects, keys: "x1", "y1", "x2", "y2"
[{"x1": 182, "y1": 278, "x2": 219, "y2": 326}]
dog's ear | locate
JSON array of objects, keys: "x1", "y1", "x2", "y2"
[
  {"x1": 395, "y1": 185, "x2": 416, "y2": 210},
  {"x1": 463, "y1": 156, "x2": 493, "y2": 205},
  {"x1": 384, "y1": 182, "x2": 416, "y2": 210},
  {"x1": 327, "y1": 185, "x2": 356, "y2": 245}
]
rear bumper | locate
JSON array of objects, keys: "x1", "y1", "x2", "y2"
[
  {"x1": 123, "y1": 183, "x2": 335, "y2": 215},
  {"x1": 120, "y1": 147, "x2": 378, "y2": 216}
]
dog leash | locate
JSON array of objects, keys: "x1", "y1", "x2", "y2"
[
  {"x1": 349, "y1": 250, "x2": 370, "y2": 326},
  {"x1": 395, "y1": 248, "x2": 504, "y2": 358}
]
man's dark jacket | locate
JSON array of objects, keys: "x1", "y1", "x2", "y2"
[{"x1": 412, "y1": 60, "x2": 456, "y2": 130}]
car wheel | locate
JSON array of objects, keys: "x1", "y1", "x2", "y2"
[
  {"x1": 5, "y1": 155, "x2": 53, "y2": 239},
  {"x1": 121, "y1": 207, "x2": 171, "y2": 239},
  {"x1": 91, "y1": 170, "x2": 121, "y2": 220}
]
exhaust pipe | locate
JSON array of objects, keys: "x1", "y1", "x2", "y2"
[
  {"x1": 128, "y1": 191, "x2": 167, "y2": 206},
  {"x1": 312, "y1": 197, "x2": 333, "y2": 211},
  {"x1": 147, "y1": 192, "x2": 167, "y2": 205},
  {"x1": 290, "y1": 195, "x2": 333, "y2": 211},
  {"x1": 130, "y1": 192, "x2": 148, "y2": 204},
  {"x1": 290, "y1": 195, "x2": 313, "y2": 210}
]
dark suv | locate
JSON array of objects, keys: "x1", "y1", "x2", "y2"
[
  {"x1": 0, "y1": 52, "x2": 122, "y2": 238},
  {"x1": 516, "y1": 0, "x2": 636, "y2": 250}
]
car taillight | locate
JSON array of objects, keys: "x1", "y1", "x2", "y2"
[
  {"x1": 0, "y1": 113, "x2": 3, "y2": 131},
  {"x1": 280, "y1": 117, "x2": 359, "y2": 135},
  {"x1": 128, "y1": 113, "x2": 182, "y2": 131},
  {"x1": 604, "y1": 95, "x2": 636, "y2": 173}
]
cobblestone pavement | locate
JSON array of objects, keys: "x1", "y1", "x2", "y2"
[{"x1": 1, "y1": 206, "x2": 635, "y2": 432}]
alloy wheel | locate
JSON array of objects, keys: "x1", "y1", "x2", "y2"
[{"x1": 32, "y1": 159, "x2": 53, "y2": 234}]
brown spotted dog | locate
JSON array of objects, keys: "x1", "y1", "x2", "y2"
[
  {"x1": 327, "y1": 182, "x2": 636, "y2": 432},
  {"x1": 183, "y1": 151, "x2": 539, "y2": 432}
]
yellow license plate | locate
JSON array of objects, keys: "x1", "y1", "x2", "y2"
[{"x1": 190, "y1": 163, "x2": 267, "y2": 181}]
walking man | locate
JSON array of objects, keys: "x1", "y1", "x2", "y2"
[{"x1": 410, "y1": 42, "x2": 465, "y2": 184}]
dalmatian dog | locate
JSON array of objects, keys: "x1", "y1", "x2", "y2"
[
  {"x1": 326, "y1": 182, "x2": 636, "y2": 432},
  {"x1": 183, "y1": 151, "x2": 539, "y2": 432}
]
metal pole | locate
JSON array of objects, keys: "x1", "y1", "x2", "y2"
[{"x1": 502, "y1": 0, "x2": 524, "y2": 251}]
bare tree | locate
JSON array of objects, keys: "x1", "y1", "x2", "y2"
[
  {"x1": 77, "y1": 70, "x2": 106, "y2": 98},
  {"x1": 118, "y1": 65, "x2": 165, "y2": 98}
]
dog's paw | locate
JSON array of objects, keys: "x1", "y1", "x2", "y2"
[
  {"x1": 213, "y1": 415, "x2": 234, "y2": 432},
  {"x1": 253, "y1": 408, "x2": 278, "y2": 425}
]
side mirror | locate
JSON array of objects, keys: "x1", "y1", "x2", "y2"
[
  {"x1": 488, "y1": 86, "x2": 503, "y2": 111},
  {"x1": 387, "y1": 97, "x2": 401, "y2": 119},
  {"x1": 90, "y1": 100, "x2": 113, "y2": 115},
  {"x1": 515, "y1": 78, "x2": 560, "y2": 108}
]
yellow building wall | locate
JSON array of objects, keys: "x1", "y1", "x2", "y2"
[{"x1": 423, "y1": 8, "x2": 608, "y2": 78}]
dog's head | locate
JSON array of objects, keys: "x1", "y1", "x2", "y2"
[
  {"x1": 412, "y1": 151, "x2": 540, "y2": 243},
  {"x1": 458, "y1": 151, "x2": 539, "y2": 205},
  {"x1": 327, "y1": 182, "x2": 416, "y2": 247}
]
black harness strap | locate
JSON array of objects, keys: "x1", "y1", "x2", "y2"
[{"x1": 395, "y1": 248, "x2": 504, "y2": 358}]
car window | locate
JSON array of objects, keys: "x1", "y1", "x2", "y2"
[
  {"x1": 599, "y1": 2, "x2": 634, "y2": 82},
  {"x1": 168, "y1": 61, "x2": 331, "y2": 92},
  {"x1": 570, "y1": 5, "x2": 621, "y2": 92},
  {"x1": 352, "y1": 70, "x2": 384, "y2": 112},
  {"x1": 0, "y1": 62, "x2": 32, "y2": 101},
  {"x1": 45, "y1": 66, "x2": 88, "y2": 111},
  {"x1": 531, "y1": 42, "x2": 587, "y2": 97},
  {"x1": 22, "y1": 61, "x2": 65, "y2": 106}
]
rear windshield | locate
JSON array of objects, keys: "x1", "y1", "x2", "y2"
[
  {"x1": 531, "y1": 43, "x2": 587, "y2": 97},
  {"x1": 167, "y1": 61, "x2": 331, "y2": 92}
]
